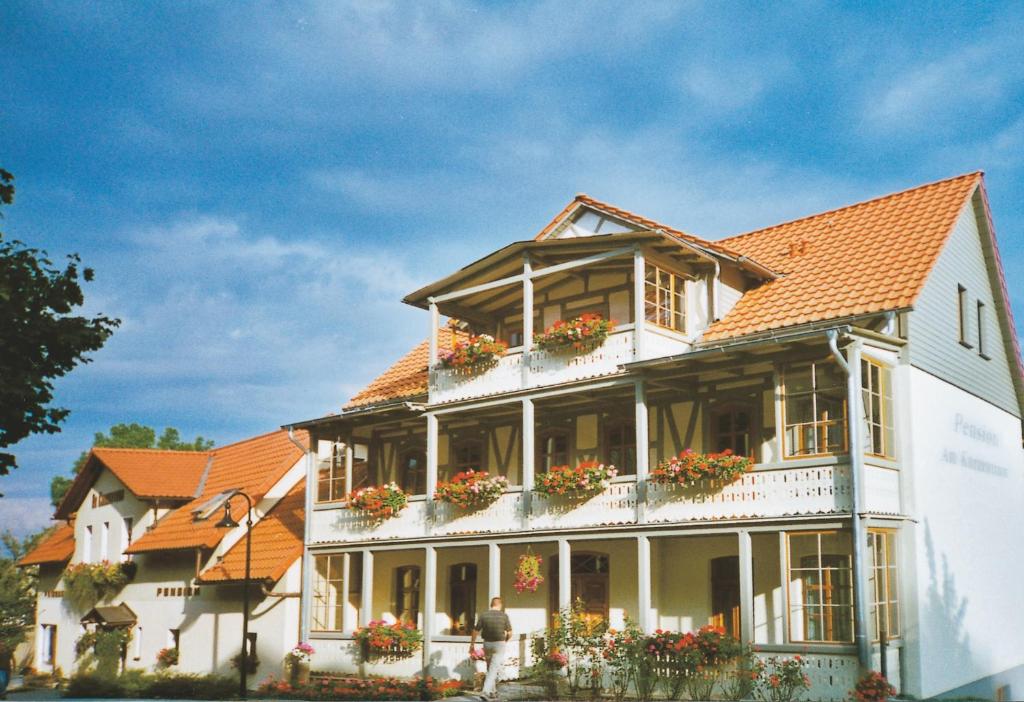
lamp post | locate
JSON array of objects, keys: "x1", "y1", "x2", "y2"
[{"x1": 197, "y1": 488, "x2": 254, "y2": 699}]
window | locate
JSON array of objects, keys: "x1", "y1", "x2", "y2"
[
  {"x1": 537, "y1": 429, "x2": 569, "y2": 472},
  {"x1": 861, "y1": 359, "x2": 894, "y2": 457},
  {"x1": 449, "y1": 563, "x2": 477, "y2": 635},
  {"x1": 312, "y1": 554, "x2": 345, "y2": 631},
  {"x1": 787, "y1": 532, "x2": 853, "y2": 643},
  {"x1": 40, "y1": 624, "x2": 57, "y2": 667},
  {"x1": 100, "y1": 522, "x2": 110, "y2": 561},
  {"x1": 710, "y1": 556, "x2": 741, "y2": 639},
  {"x1": 394, "y1": 565, "x2": 421, "y2": 625},
  {"x1": 603, "y1": 420, "x2": 636, "y2": 475},
  {"x1": 645, "y1": 263, "x2": 686, "y2": 332},
  {"x1": 868, "y1": 530, "x2": 900, "y2": 641},
  {"x1": 783, "y1": 361, "x2": 847, "y2": 457},
  {"x1": 452, "y1": 439, "x2": 485, "y2": 473},
  {"x1": 710, "y1": 404, "x2": 755, "y2": 459},
  {"x1": 977, "y1": 301, "x2": 988, "y2": 358},
  {"x1": 318, "y1": 444, "x2": 370, "y2": 503},
  {"x1": 399, "y1": 448, "x2": 426, "y2": 495},
  {"x1": 957, "y1": 285, "x2": 970, "y2": 345},
  {"x1": 83, "y1": 525, "x2": 93, "y2": 563},
  {"x1": 133, "y1": 626, "x2": 142, "y2": 660}
]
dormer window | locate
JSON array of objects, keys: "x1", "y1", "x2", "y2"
[{"x1": 645, "y1": 263, "x2": 686, "y2": 332}]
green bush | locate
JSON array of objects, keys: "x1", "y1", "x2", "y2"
[
  {"x1": 65, "y1": 673, "x2": 126, "y2": 698},
  {"x1": 62, "y1": 671, "x2": 237, "y2": 699}
]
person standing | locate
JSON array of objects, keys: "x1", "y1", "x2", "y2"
[{"x1": 470, "y1": 596, "x2": 512, "y2": 699}]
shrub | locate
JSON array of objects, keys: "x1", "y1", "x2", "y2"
[
  {"x1": 533, "y1": 313, "x2": 615, "y2": 352},
  {"x1": 438, "y1": 334, "x2": 507, "y2": 370},
  {"x1": 64, "y1": 672, "x2": 126, "y2": 698},
  {"x1": 851, "y1": 671, "x2": 896, "y2": 702},
  {"x1": 534, "y1": 461, "x2": 617, "y2": 499},
  {"x1": 353, "y1": 620, "x2": 423, "y2": 659},
  {"x1": 346, "y1": 483, "x2": 408, "y2": 521},
  {"x1": 649, "y1": 448, "x2": 752, "y2": 488},
  {"x1": 757, "y1": 655, "x2": 811, "y2": 702},
  {"x1": 230, "y1": 650, "x2": 259, "y2": 674},
  {"x1": 156, "y1": 646, "x2": 178, "y2": 667},
  {"x1": 255, "y1": 674, "x2": 464, "y2": 700},
  {"x1": 434, "y1": 470, "x2": 508, "y2": 510},
  {"x1": 63, "y1": 561, "x2": 135, "y2": 612},
  {"x1": 62, "y1": 671, "x2": 236, "y2": 699},
  {"x1": 74, "y1": 628, "x2": 131, "y2": 678}
]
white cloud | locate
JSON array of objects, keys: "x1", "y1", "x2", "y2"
[
  {"x1": 679, "y1": 57, "x2": 793, "y2": 113},
  {"x1": 0, "y1": 497, "x2": 56, "y2": 539}
]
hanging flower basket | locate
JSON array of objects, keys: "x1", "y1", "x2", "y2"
[
  {"x1": 438, "y1": 334, "x2": 508, "y2": 371},
  {"x1": 434, "y1": 470, "x2": 509, "y2": 510},
  {"x1": 346, "y1": 483, "x2": 408, "y2": 521},
  {"x1": 354, "y1": 620, "x2": 423, "y2": 659},
  {"x1": 534, "y1": 461, "x2": 617, "y2": 500},
  {"x1": 513, "y1": 552, "x2": 544, "y2": 593},
  {"x1": 533, "y1": 314, "x2": 615, "y2": 353},
  {"x1": 648, "y1": 449, "x2": 752, "y2": 488}
]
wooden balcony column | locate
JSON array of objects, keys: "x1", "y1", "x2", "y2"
[
  {"x1": 637, "y1": 535, "x2": 652, "y2": 633},
  {"x1": 635, "y1": 378, "x2": 650, "y2": 522},
  {"x1": 738, "y1": 530, "x2": 754, "y2": 644},
  {"x1": 521, "y1": 398, "x2": 535, "y2": 527},
  {"x1": 522, "y1": 253, "x2": 533, "y2": 387},
  {"x1": 428, "y1": 299, "x2": 439, "y2": 367},
  {"x1": 359, "y1": 549, "x2": 374, "y2": 627},
  {"x1": 488, "y1": 543, "x2": 501, "y2": 601},
  {"x1": 633, "y1": 246, "x2": 646, "y2": 361},
  {"x1": 422, "y1": 545, "x2": 437, "y2": 675},
  {"x1": 558, "y1": 539, "x2": 571, "y2": 612},
  {"x1": 340, "y1": 552, "x2": 354, "y2": 633}
]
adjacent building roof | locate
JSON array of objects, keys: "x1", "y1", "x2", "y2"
[
  {"x1": 17, "y1": 524, "x2": 76, "y2": 566},
  {"x1": 198, "y1": 480, "x2": 305, "y2": 584},
  {"x1": 126, "y1": 429, "x2": 305, "y2": 554},
  {"x1": 81, "y1": 603, "x2": 137, "y2": 627}
]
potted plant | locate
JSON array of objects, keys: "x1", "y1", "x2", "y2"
[
  {"x1": 346, "y1": 483, "x2": 408, "y2": 521},
  {"x1": 533, "y1": 314, "x2": 615, "y2": 353},
  {"x1": 648, "y1": 448, "x2": 752, "y2": 489},
  {"x1": 155, "y1": 647, "x2": 178, "y2": 668},
  {"x1": 434, "y1": 470, "x2": 508, "y2": 510},
  {"x1": 534, "y1": 461, "x2": 617, "y2": 500},
  {"x1": 513, "y1": 551, "x2": 544, "y2": 593},
  {"x1": 438, "y1": 334, "x2": 508, "y2": 371},
  {"x1": 284, "y1": 642, "x2": 314, "y2": 687},
  {"x1": 353, "y1": 620, "x2": 423, "y2": 660}
]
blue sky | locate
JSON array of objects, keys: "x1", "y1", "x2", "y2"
[{"x1": 2, "y1": 1, "x2": 1023, "y2": 535}]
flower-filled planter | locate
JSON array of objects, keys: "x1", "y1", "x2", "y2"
[
  {"x1": 353, "y1": 620, "x2": 423, "y2": 659},
  {"x1": 64, "y1": 560, "x2": 136, "y2": 612},
  {"x1": 438, "y1": 334, "x2": 508, "y2": 371},
  {"x1": 434, "y1": 470, "x2": 509, "y2": 510},
  {"x1": 648, "y1": 449, "x2": 752, "y2": 488},
  {"x1": 346, "y1": 483, "x2": 408, "y2": 521},
  {"x1": 533, "y1": 314, "x2": 615, "y2": 353},
  {"x1": 513, "y1": 552, "x2": 544, "y2": 593},
  {"x1": 156, "y1": 646, "x2": 178, "y2": 668},
  {"x1": 534, "y1": 461, "x2": 617, "y2": 500},
  {"x1": 284, "y1": 642, "x2": 314, "y2": 687}
]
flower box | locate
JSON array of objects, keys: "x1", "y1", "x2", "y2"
[
  {"x1": 434, "y1": 470, "x2": 508, "y2": 510},
  {"x1": 353, "y1": 620, "x2": 423, "y2": 659},
  {"x1": 346, "y1": 483, "x2": 408, "y2": 521},
  {"x1": 534, "y1": 461, "x2": 617, "y2": 500},
  {"x1": 533, "y1": 314, "x2": 615, "y2": 353},
  {"x1": 438, "y1": 334, "x2": 508, "y2": 371},
  {"x1": 648, "y1": 449, "x2": 752, "y2": 488}
]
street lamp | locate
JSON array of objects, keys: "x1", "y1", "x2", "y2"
[{"x1": 196, "y1": 488, "x2": 254, "y2": 699}]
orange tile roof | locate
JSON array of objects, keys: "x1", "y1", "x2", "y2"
[
  {"x1": 126, "y1": 429, "x2": 305, "y2": 554},
  {"x1": 18, "y1": 524, "x2": 75, "y2": 566},
  {"x1": 703, "y1": 172, "x2": 982, "y2": 341},
  {"x1": 198, "y1": 480, "x2": 305, "y2": 584}
]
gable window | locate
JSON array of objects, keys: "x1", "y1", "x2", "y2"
[
  {"x1": 452, "y1": 438, "x2": 485, "y2": 473},
  {"x1": 537, "y1": 429, "x2": 570, "y2": 472},
  {"x1": 783, "y1": 360, "x2": 847, "y2": 457},
  {"x1": 448, "y1": 563, "x2": 477, "y2": 635},
  {"x1": 957, "y1": 285, "x2": 971, "y2": 346},
  {"x1": 603, "y1": 420, "x2": 636, "y2": 475},
  {"x1": 868, "y1": 530, "x2": 900, "y2": 641},
  {"x1": 394, "y1": 565, "x2": 421, "y2": 625},
  {"x1": 977, "y1": 301, "x2": 988, "y2": 358},
  {"x1": 710, "y1": 404, "x2": 756, "y2": 459},
  {"x1": 399, "y1": 447, "x2": 427, "y2": 495},
  {"x1": 645, "y1": 263, "x2": 686, "y2": 332},
  {"x1": 787, "y1": 531, "x2": 853, "y2": 643},
  {"x1": 861, "y1": 359, "x2": 894, "y2": 458}
]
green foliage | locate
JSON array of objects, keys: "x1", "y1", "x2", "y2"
[
  {"x1": 75, "y1": 628, "x2": 131, "y2": 678},
  {"x1": 256, "y1": 675, "x2": 464, "y2": 700},
  {"x1": 64, "y1": 670, "x2": 236, "y2": 699},
  {"x1": 0, "y1": 168, "x2": 120, "y2": 479},
  {"x1": 0, "y1": 528, "x2": 51, "y2": 656},
  {"x1": 50, "y1": 422, "x2": 215, "y2": 507},
  {"x1": 64, "y1": 562, "x2": 134, "y2": 612}
]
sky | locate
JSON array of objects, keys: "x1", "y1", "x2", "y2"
[{"x1": 2, "y1": 1, "x2": 1023, "y2": 536}]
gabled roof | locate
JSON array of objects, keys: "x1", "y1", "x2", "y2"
[
  {"x1": 81, "y1": 603, "x2": 137, "y2": 627},
  {"x1": 198, "y1": 480, "x2": 305, "y2": 584},
  {"x1": 126, "y1": 429, "x2": 305, "y2": 554},
  {"x1": 703, "y1": 172, "x2": 983, "y2": 340},
  {"x1": 17, "y1": 524, "x2": 75, "y2": 567},
  {"x1": 55, "y1": 448, "x2": 211, "y2": 520}
]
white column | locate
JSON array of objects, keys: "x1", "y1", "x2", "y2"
[
  {"x1": 558, "y1": 539, "x2": 571, "y2": 612},
  {"x1": 635, "y1": 378, "x2": 649, "y2": 523},
  {"x1": 428, "y1": 300, "x2": 439, "y2": 366},
  {"x1": 488, "y1": 543, "x2": 501, "y2": 601},
  {"x1": 300, "y1": 444, "x2": 316, "y2": 641},
  {"x1": 522, "y1": 254, "x2": 533, "y2": 387},
  {"x1": 637, "y1": 535, "x2": 652, "y2": 633},
  {"x1": 344, "y1": 441, "x2": 354, "y2": 497},
  {"x1": 426, "y1": 413, "x2": 439, "y2": 498},
  {"x1": 360, "y1": 550, "x2": 374, "y2": 627},
  {"x1": 778, "y1": 532, "x2": 789, "y2": 643},
  {"x1": 738, "y1": 530, "x2": 754, "y2": 645},
  {"x1": 340, "y1": 552, "x2": 353, "y2": 633},
  {"x1": 633, "y1": 246, "x2": 646, "y2": 360},
  {"x1": 423, "y1": 546, "x2": 437, "y2": 673},
  {"x1": 522, "y1": 398, "x2": 535, "y2": 491}
]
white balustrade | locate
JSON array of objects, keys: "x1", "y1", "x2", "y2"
[
  {"x1": 433, "y1": 492, "x2": 525, "y2": 536},
  {"x1": 309, "y1": 500, "x2": 429, "y2": 544},
  {"x1": 530, "y1": 480, "x2": 638, "y2": 530},
  {"x1": 754, "y1": 652, "x2": 859, "y2": 702},
  {"x1": 428, "y1": 639, "x2": 523, "y2": 682},
  {"x1": 431, "y1": 352, "x2": 523, "y2": 404}
]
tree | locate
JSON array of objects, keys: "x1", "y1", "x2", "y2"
[
  {"x1": 0, "y1": 528, "x2": 51, "y2": 660},
  {"x1": 0, "y1": 168, "x2": 120, "y2": 478},
  {"x1": 49, "y1": 423, "x2": 214, "y2": 507}
]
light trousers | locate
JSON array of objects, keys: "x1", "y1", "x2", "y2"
[{"x1": 482, "y1": 640, "x2": 507, "y2": 695}]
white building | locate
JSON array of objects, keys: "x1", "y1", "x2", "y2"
[
  {"x1": 19, "y1": 429, "x2": 310, "y2": 683},
  {"x1": 288, "y1": 173, "x2": 1024, "y2": 701}
]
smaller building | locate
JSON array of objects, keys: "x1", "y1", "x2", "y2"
[{"x1": 18, "y1": 429, "x2": 311, "y2": 684}]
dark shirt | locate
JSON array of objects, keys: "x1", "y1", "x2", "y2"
[{"x1": 474, "y1": 609, "x2": 512, "y2": 642}]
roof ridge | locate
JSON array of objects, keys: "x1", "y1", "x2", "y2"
[
  {"x1": 92, "y1": 446, "x2": 213, "y2": 455},
  {"x1": 720, "y1": 171, "x2": 982, "y2": 245}
]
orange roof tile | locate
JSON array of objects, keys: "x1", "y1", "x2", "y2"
[
  {"x1": 703, "y1": 172, "x2": 982, "y2": 341},
  {"x1": 198, "y1": 480, "x2": 305, "y2": 584},
  {"x1": 18, "y1": 524, "x2": 75, "y2": 567},
  {"x1": 126, "y1": 429, "x2": 305, "y2": 554}
]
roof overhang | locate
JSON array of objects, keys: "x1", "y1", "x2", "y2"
[
  {"x1": 284, "y1": 400, "x2": 426, "y2": 434},
  {"x1": 81, "y1": 603, "x2": 137, "y2": 627}
]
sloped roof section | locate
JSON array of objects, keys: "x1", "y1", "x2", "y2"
[
  {"x1": 18, "y1": 524, "x2": 75, "y2": 567},
  {"x1": 199, "y1": 480, "x2": 305, "y2": 584},
  {"x1": 704, "y1": 173, "x2": 983, "y2": 341},
  {"x1": 126, "y1": 429, "x2": 305, "y2": 554}
]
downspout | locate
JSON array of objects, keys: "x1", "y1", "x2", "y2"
[
  {"x1": 827, "y1": 329, "x2": 871, "y2": 671},
  {"x1": 288, "y1": 427, "x2": 314, "y2": 642},
  {"x1": 710, "y1": 259, "x2": 720, "y2": 322}
]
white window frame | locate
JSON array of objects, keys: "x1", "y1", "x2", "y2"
[{"x1": 312, "y1": 554, "x2": 344, "y2": 632}]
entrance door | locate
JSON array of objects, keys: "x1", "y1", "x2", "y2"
[
  {"x1": 549, "y1": 553, "x2": 610, "y2": 624},
  {"x1": 710, "y1": 556, "x2": 741, "y2": 638}
]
